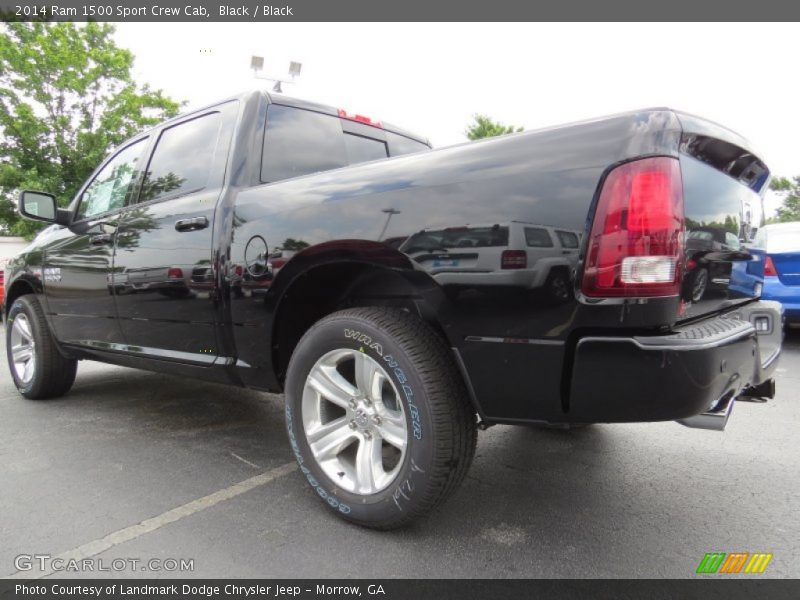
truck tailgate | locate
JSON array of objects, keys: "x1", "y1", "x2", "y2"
[{"x1": 676, "y1": 112, "x2": 770, "y2": 322}]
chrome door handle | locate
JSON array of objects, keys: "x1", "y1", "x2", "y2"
[{"x1": 175, "y1": 216, "x2": 209, "y2": 232}]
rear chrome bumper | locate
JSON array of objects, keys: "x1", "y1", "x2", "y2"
[{"x1": 567, "y1": 300, "x2": 783, "y2": 427}]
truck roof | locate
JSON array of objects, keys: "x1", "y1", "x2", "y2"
[{"x1": 145, "y1": 90, "x2": 430, "y2": 147}]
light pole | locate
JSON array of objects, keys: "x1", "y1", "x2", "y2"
[
  {"x1": 378, "y1": 208, "x2": 401, "y2": 241},
  {"x1": 251, "y1": 57, "x2": 302, "y2": 93}
]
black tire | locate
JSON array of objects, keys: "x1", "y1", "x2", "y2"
[
  {"x1": 6, "y1": 295, "x2": 77, "y2": 400},
  {"x1": 284, "y1": 307, "x2": 477, "y2": 529},
  {"x1": 543, "y1": 269, "x2": 571, "y2": 305}
]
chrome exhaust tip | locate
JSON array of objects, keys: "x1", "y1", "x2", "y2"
[{"x1": 677, "y1": 394, "x2": 734, "y2": 432}]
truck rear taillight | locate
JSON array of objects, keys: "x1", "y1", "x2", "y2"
[
  {"x1": 764, "y1": 255, "x2": 777, "y2": 277},
  {"x1": 581, "y1": 156, "x2": 684, "y2": 298},
  {"x1": 167, "y1": 267, "x2": 184, "y2": 280},
  {"x1": 501, "y1": 250, "x2": 527, "y2": 269}
]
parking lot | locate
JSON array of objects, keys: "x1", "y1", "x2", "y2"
[{"x1": 1, "y1": 328, "x2": 798, "y2": 579}]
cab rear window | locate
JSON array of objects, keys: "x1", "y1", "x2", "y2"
[
  {"x1": 261, "y1": 105, "x2": 347, "y2": 182},
  {"x1": 387, "y1": 132, "x2": 429, "y2": 157},
  {"x1": 261, "y1": 104, "x2": 428, "y2": 183},
  {"x1": 344, "y1": 133, "x2": 387, "y2": 164}
]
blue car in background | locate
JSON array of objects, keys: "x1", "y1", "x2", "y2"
[
  {"x1": 730, "y1": 245, "x2": 765, "y2": 299},
  {"x1": 755, "y1": 222, "x2": 800, "y2": 326}
]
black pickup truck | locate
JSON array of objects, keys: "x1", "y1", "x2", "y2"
[{"x1": 4, "y1": 91, "x2": 783, "y2": 528}]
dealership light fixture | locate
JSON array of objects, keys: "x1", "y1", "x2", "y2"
[{"x1": 251, "y1": 56, "x2": 302, "y2": 93}]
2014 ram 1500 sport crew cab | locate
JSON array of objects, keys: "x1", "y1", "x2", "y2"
[{"x1": 4, "y1": 92, "x2": 783, "y2": 528}]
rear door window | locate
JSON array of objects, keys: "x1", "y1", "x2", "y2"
[
  {"x1": 140, "y1": 112, "x2": 222, "y2": 203},
  {"x1": 525, "y1": 227, "x2": 554, "y2": 248}
]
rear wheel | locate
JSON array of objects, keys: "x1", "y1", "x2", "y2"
[
  {"x1": 544, "y1": 269, "x2": 571, "y2": 304},
  {"x1": 6, "y1": 295, "x2": 77, "y2": 399},
  {"x1": 284, "y1": 307, "x2": 477, "y2": 529},
  {"x1": 690, "y1": 268, "x2": 708, "y2": 302}
]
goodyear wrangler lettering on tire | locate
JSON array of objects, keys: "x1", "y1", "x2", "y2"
[
  {"x1": 342, "y1": 336, "x2": 423, "y2": 440},
  {"x1": 285, "y1": 405, "x2": 351, "y2": 514},
  {"x1": 285, "y1": 308, "x2": 476, "y2": 528},
  {"x1": 344, "y1": 329, "x2": 383, "y2": 355},
  {"x1": 382, "y1": 353, "x2": 422, "y2": 440}
]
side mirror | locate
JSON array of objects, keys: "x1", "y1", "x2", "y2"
[{"x1": 18, "y1": 190, "x2": 69, "y2": 225}]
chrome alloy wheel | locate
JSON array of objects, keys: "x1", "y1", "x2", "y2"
[
  {"x1": 692, "y1": 269, "x2": 708, "y2": 302},
  {"x1": 302, "y1": 348, "x2": 408, "y2": 495},
  {"x1": 10, "y1": 314, "x2": 36, "y2": 384}
]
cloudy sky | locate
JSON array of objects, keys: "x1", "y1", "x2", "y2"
[{"x1": 115, "y1": 22, "x2": 798, "y2": 217}]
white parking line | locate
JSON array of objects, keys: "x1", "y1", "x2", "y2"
[
  {"x1": 5, "y1": 461, "x2": 297, "y2": 580},
  {"x1": 230, "y1": 452, "x2": 262, "y2": 469}
]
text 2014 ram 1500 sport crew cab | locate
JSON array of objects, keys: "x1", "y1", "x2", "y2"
[{"x1": 4, "y1": 92, "x2": 783, "y2": 528}]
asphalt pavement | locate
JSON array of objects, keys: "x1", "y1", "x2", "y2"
[{"x1": 1, "y1": 328, "x2": 798, "y2": 579}]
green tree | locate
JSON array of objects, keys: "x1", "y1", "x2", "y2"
[
  {"x1": 465, "y1": 114, "x2": 523, "y2": 140},
  {"x1": 767, "y1": 176, "x2": 800, "y2": 224},
  {"x1": 278, "y1": 238, "x2": 310, "y2": 252},
  {"x1": 0, "y1": 22, "x2": 181, "y2": 237}
]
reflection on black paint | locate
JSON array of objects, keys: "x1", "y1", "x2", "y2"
[{"x1": 399, "y1": 222, "x2": 579, "y2": 305}]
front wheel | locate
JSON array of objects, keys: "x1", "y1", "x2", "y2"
[
  {"x1": 6, "y1": 295, "x2": 77, "y2": 399},
  {"x1": 284, "y1": 307, "x2": 477, "y2": 529}
]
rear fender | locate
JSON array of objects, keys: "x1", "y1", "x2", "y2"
[{"x1": 270, "y1": 239, "x2": 450, "y2": 332}]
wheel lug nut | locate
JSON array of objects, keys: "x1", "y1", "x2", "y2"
[
  {"x1": 363, "y1": 431, "x2": 372, "y2": 440},
  {"x1": 372, "y1": 415, "x2": 381, "y2": 425},
  {"x1": 349, "y1": 399, "x2": 357, "y2": 409},
  {"x1": 363, "y1": 398, "x2": 372, "y2": 407},
  {"x1": 349, "y1": 420, "x2": 357, "y2": 430}
]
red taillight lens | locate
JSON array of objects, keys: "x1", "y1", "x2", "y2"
[
  {"x1": 501, "y1": 250, "x2": 527, "y2": 270},
  {"x1": 167, "y1": 267, "x2": 184, "y2": 279},
  {"x1": 581, "y1": 157, "x2": 684, "y2": 297},
  {"x1": 764, "y1": 255, "x2": 777, "y2": 277}
]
